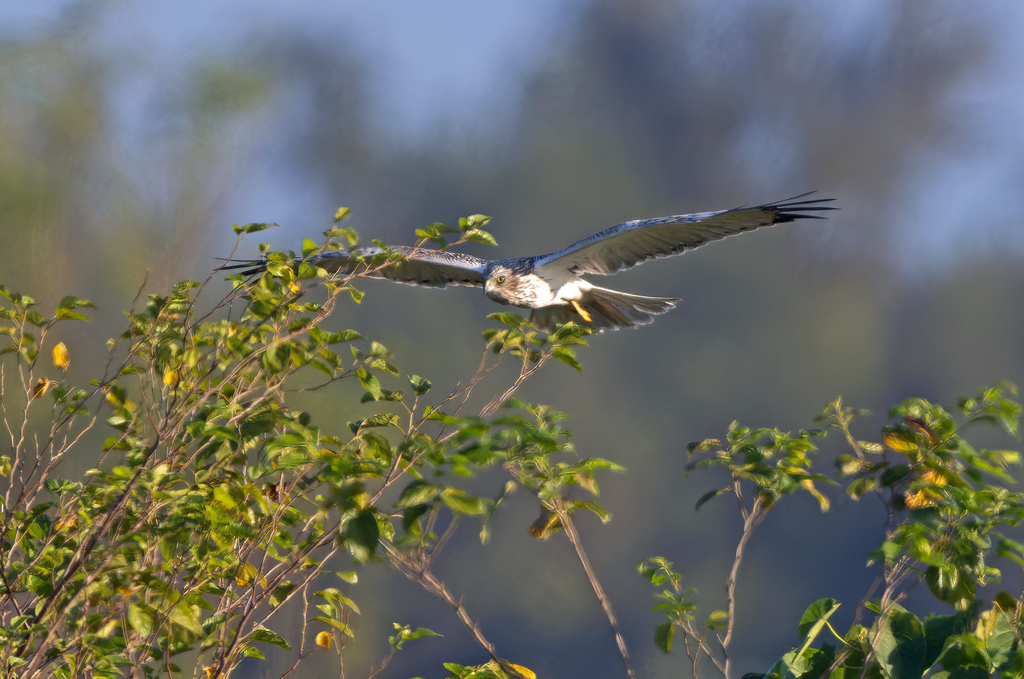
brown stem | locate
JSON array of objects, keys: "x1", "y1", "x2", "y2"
[
  {"x1": 720, "y1": 491, "x2": 767, "y2": 679},
  {"x1": 381, "y1": 539, "x2": 532, "y2": 679},
  {"x1": 557, "y1": 507, "x2": 638, "y2": 679}
]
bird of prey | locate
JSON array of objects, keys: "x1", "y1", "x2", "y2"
[{"x1": 229, "y1": 194, "x2": 835, "y2": 332}]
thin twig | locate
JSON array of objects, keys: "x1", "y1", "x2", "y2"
[
  {"x1": 381, "y1": 539, "x2": 532, "y2": 679},
  {"x1": 480, "y1": 354, "x2": 549, "y2": 418},
  {"x1": 557, "y1": 506, "x2": 637, "y2": 679},
  {"x1": 720, "y1": 488, "x2": 768, "y2": 679}
]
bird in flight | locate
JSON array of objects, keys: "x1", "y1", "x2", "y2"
[{"x1": 229, "y1": 194, "x2": 835, "y2": 331}]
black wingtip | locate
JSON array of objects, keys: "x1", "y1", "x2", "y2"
[
  {"x1": 763, "y1": 191, "x2": 838, "y2": 222},
  {"x1": 214, "y1": 257, "x2": 267, "y2": 276}
]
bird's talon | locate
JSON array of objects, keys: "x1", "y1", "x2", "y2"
[{"x1": 570, "y1": 300, "x2": 593, "y2": 322}]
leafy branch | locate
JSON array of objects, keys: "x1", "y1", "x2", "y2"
[{"x1": 643, "y1": 384, "x2": 1024, "y2": 679}]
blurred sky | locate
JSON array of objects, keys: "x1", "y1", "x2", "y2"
[
  {"x1": 6, "y1": 0, "x2": 1024, "y2": 269},
  {"x1": 5, "y1": 1, "x2": 585, "y2": 141},
  {"x1": 3, "y1": 2, "x2": 1024, "y2": 678}
]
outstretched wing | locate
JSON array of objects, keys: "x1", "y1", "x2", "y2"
[
  {"x1": 225, "y1": 246, "x2": 489, "y2": 288},
  {"x1": 534, "y1": 193, "x2": 836, "y2": 276}
]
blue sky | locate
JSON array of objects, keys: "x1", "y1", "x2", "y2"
[
  {"x1": 7, "y1": 0, "x2": 1024, "y2": 268},
  {"x1": 4, "y1": 0, "x2": 586, "y2": 141},
  {"x1": 6, "y1": 0, "x2": 1024, "y2": 270}
]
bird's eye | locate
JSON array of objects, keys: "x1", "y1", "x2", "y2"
[{"x1": 495, "y1": 275, "x2": 505, "y2": 284}]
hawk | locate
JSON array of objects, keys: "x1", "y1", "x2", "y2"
[{"x1": 230, "y1": 194, "x2": 835, "y2": 331}]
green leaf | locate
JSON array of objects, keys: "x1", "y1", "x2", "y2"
[
  {"x1": 422, "y1": 221, "x2": 459, "y2": 236},
  {"x1": 127, "y1": 604, "x2": 153, "y2": 636},
  {"x1": 797, "y1": 598, "x2": 841, "y2": 638},
  {"x1": 408, "y1": 374, "x2": 432, "y2": 395},
  {"x1": 393, "y1": 626, "x2": 443, "y2": 649},
  {"x1": 335, "y1": 328, "x2": 364, "y2": 342},
  {"x1": 551, "y1": 346, "x2": 582, "y2": 373},
  {"x1": 347, "y1": 413, "x2": 400, "y2": 433},
  {"x1": 654, "y1": 621, "x2": 674, "y2": 653},
  {"x1": 340, "y1": 508, "x2": 379, "y2": 563},
  {"x1": 269, "y1": 583, "x2": 297, "y2": 608},
  {"x1": 695, "y1": 487, "x2": 730, "y2": 510},
  {"x1": 463, "y1": 229, "x2": 498, "y2": 247},
  {"x1": 251, "y1": 625, "x2": 291, "y2": 650},
  {"x1": 705, "y1": 610, "x2": 729, "y2": 630},
  {"x1": 232, "y1": 222, "x2": 276, "y2": 234},
  {"x1": 58, "y1": 295, "x2": 97, "y2": 310},
  {"x1": 571, "y1": 500, "x2": 611, "y2": 523},
  {"x1": 396, "y1": 481, "x2": 438, "y2": 507},
  {"x1": 486, "y1": 312, "x2": 530, "y2": 329},
  {"x1": 925, "y1": 564, "x2": 976, "y2": 612},
  {"x1": 440, "y1": 488, "x2": 489, "y2": 515},
  {"x1": 461, "y1": 214, "x2": 491, "y2": 230},
  {"x1": 44, "y1": 478, "x2": 82, "y2": 495},
  {"x1": 871, "y1": 607, "x2": 926, "y2": 679},
  {"x1": 302, "y1": 238, "x2": 320, "y2": 258},
  {"x1": 976, "y1": 604, "x2": 1015, "y2": 668},
  {"x1": 767, "y1": 645, "x2": 835, "y2": 679},
  {"x1": 356, "y1": 367, "x2": 383, "y2": 401}
]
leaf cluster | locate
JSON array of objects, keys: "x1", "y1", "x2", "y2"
[
  {"x1": 0, "y1": 215, "x2": 618, "y2": 679},
  {"x1": 645, "y1": 385, "x2": 1024, "y2": 679}
]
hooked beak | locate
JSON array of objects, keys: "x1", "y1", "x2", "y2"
[{"x1": 484, "y1": 283, "x2": 508, "y2": 305}]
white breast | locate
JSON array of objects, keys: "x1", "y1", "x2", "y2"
[
  {"x1": 514, "y1": 273, "x2": 558, "y2": 306},
  {"x1": 533, "y1": 270, "x2": 591, "y2": 305}
]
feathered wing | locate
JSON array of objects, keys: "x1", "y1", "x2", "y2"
[
  {"x1": 534, "y1": 193, "x2": 836, "y2": 276},
  {"x1": 226, "y1": 246, "x2": 489, "y2": 288},
  {"x1": 531, "y1": 286, "x2": 679, "y2": 332}
]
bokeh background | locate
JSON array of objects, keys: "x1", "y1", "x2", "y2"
[{"x1": 3, "y1": 1, "x2": 1023, "y2": 678}]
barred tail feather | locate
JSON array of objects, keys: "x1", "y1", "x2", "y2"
[{"x1": 531, "y1": 286, "x2": 679, "y2": 332}]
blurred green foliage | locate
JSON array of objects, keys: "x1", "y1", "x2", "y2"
[
  {"x1": 2, "y1": 210, "x2": 1022, "y2": 679},
  {"x1": 643, "y1": 383, "x2": 1024, "y2": 679},
  {"x1": 0, "y1": 217, "x2": 598, "y2": 679},
  {"x1": 2, "y1": 5, "x2": 1023, "y2": 678}
]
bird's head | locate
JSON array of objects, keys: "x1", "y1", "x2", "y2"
[
  {"x1": 484, "y1": 265, "x2": 516, "y2": 305},
  {"x1": 485, "y1": 264, "x2": 549, "y2": 309}
]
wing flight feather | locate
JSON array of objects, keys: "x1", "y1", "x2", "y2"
[
  {"x1": 311, "y1": 246, "x2": 488, "y2": 288},
  {"x1": 221, "y1": 246, "x2": 489, "y2": 288},
  {"x1": 535, "y1": 194, "x2": 836, "y2": 276}
]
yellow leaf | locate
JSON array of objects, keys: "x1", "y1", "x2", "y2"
[
  {"x1": 919, "y1": 469, "x2": 948, "y2": 486},
  {"x1": 574, "y1": 473, "x2": 598, "y2": 495},
  {"x1": 508, "y1": 663, "x2": 536, "y2": 679},
  {"x1": 800, "y1": 479, "x2": 831, "y2": 512},
  {"x1": 54, "y1": 515, "x2": 80, "y2": 532},
  {"x1": 904, "y1": 490, "x2": 937, "y2": 509},
  {"x1": 163, "y1": 368, "x2": 180, "y2": 387},
  {"x1": 905, "y1": 417, "x2": 938, "y2": 446},
  {"x1": 527, "y1": 508, "x2": 561, "y2": 539},
  {"x1": 52, "y1": 342, "x2": 70, "y2": 370},
  {"x1": 235, "y1": 563, "x2": 264, "y2": 588},
  {"x1": 975, "y1": 608, "x2": 1001, "y2": 640},
  {"x1": 316, "y1": 631, "x2": 331, "y2": 649},
  {"x1": 883, "y1": 431, "x2": 919, "y2": 454},
  {"x1": 31, "y1": 378, "x2": 55, "y2": 400},
  {"x1": 482, "y1": 660, "x2": 537, "y2": 679}
]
